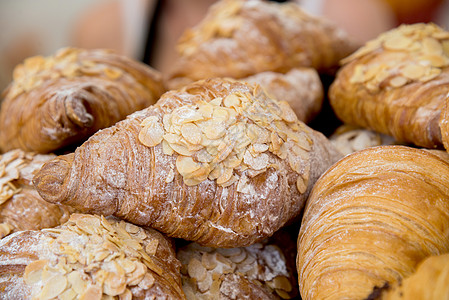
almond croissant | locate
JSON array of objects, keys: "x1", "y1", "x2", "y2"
[
  {"x1": 329, "y1": 23, "x2": 449, "y2": 149},
  {"x1": 177, "y1": 240, "x2": 298, "y2": 299},
  {"x1": 0, "y1": 213, "x2": 185, "y2": 299},
  {"x1": 0, "y1": 47, "x2": 165, "y2": 153},
  {"x1": 297, "y1": 146, "x2": 449, "y2": 300},
  {"x1": 0, "y1": 149, "x2": 74, "y2": 238},
  {"x1": 166, "y1": 0, "x2": 357, "y2": 89},
  {"x1": 242, "y1": 68, "x2": 323, "y2": 124},
  {"x1": 34, "y1": 78, "x2": 341, "y2": 248}
]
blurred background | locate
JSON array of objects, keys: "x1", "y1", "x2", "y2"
[{"x1": 0, "y1": 0, "x2": 448, "y2": 92}]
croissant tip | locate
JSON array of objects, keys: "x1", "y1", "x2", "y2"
[{"x1": 33, "y1": 153, "x2": 74, "y2": 204}]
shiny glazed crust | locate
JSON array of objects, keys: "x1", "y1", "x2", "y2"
[
  {"x1": 297, "y1": 146, "x2": 449, "y2": 300},
  {"x1": 34, "y1": 78, "x2": 341, "y2": 248},
  {"x1": 329, "y1": 23, "x2": 449, "y2": 148},
  {"x1": 0, "y1": 47, "x2": 165, "y2": 153},
  {"x1": 166, "y1": 0, "x2": 357, "y2": 89}
]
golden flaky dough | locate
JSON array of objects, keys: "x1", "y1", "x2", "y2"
[
  {"x1": 377, "y1": 253, "x2": 449, "y2": 299},
  {"x1": 329, "y1": 23, "x2": 449, "y2": 149},
  {"x1": 0, "y1": 149, "x2": 74, "y2": 238},
  {"x1": 166, "y1": 0, "x2": 356, "y2": 89},
  {"x1": 0, "y1": 47, "x2": 165, "y2": 153},
  {"x1": 242, "y1": 68, "x2": 323, "y2": 124},
  {"x1": 34, "y1": 78, "x2": 341, "y2": 248},
  {"x1": 297, "y1": 146, "x2": 449, "y2": 300},
  {"x1": 0, "y1": 214, "x2": 185, "y2": 299}
]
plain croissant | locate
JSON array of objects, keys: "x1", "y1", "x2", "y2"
[
  {"x1": 375, "y1": 253, "x2": 449, "y2": 299},
  {"x1": 329, "y1": 23, "x2": 449, "y2": 149},
  {"x1": 166, "y1": 0, "x2": 357, "y2": 89},
  {"x1": 0, "y1": 149, "x2": 74, "y2": 237},
  {"x1": 34, "y1": 78, "x2": 341, "y2": 248},
  {"x1": 0, "y1": 47, "x2": 165, "y2": 153},
  {"x1": 0, "y1": 213, "x2": 185, "y2": 299},
  {"x1": 297, "y1": 146, "x2": 449, "y2": 300}
]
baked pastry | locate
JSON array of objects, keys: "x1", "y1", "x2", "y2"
[
  {"x1": 34, "y1": 78, "x2": 342, "y2": 248},
  {"x1": 329, "y1": 23, "x2": 449, "y2": 149},
  {"x1": 374, "y1": 253, "x2": 449, "y2": 299},
  {"x1": 177, "y1": 240, "x2": 298, "y2": 299},
  {"x1": 329, "y1": 124, "x2": 398, "y2": 156},
  {"x1": 297, "y1": 146, "x2": 449, "y2": 300},
  {"x1": 166, "y1": 0, "x2": 357, "y2": 89},
  {"x1": 0, "y1": 47, "x2": 165, "y2": 153},
  {"x1": 242, "y1": 68, "x2": 323, "y2": 124},
  {"x1": 0, "y1": 213, "x2": 185, "y2": 299},
  {"x1": 0, "y1": 149, "x2": 74, "y2": 238}
]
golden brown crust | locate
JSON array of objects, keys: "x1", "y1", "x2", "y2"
[
  {"x1": 242, "y1": 68, "x2": 323, "y2": 124},
  {"x1": 177, "y1": 241, "x2": 298, "y2": 299},
  {"x1": 0, "y1": 47, "x2": 165, "y2": 153},
  {"x1": 0, "y1": 150, "x2": 74, "y2": 237},
  {"x1": 34, "y1": 78, "x2": 341, "y2": 248},
  {"x1": 0, "y1": 214, "x2": 185, "y2": 299},
  {"x1": 166, "y1": 0, "x2": 357, "y2": 89},
  {"x1": 379, "y1": 253, "x2": 449, "y2": 299},
  {"x1": 297, "y1": 146, "x2": 449, "y2": 300},
  {"x1": 329, "y1": 23, "x2": 449, "y2": 149}
]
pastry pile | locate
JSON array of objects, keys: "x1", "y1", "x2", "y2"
[{"x1": 1, "y1": 0, "x2": 449, "y2": 299}]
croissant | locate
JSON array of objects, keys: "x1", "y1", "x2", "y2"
[
  {"x1": 0, "y1": 149, "x2": 74, "y2": 237},
  {"x1": 0, "y1": 213, "x2": 185, "y2": 299},
  {"x1": 242, "y1": 68, "x2": 323, "y2": 124},
  {"x1": 177, "y1": 239, "x2": 298, "y2": 299},
  {"x1": 329, "y1": 23, "x2": 449, "y2": 149},
  {"x1": 166, "y1": 0, "x2": 357, "y2": 89},
  {"x1": 374, "y1": 253, "x2": 449, "y2": 299},
  {"x1": 329, "y1": 124, "x2": 398, "y2": 156},
  {"x1": 0, "y1": 47, "x2": 165, "y2": 153},
  {"x1": 297, "y1": 146, "x2": 449, "y2": 300},
  {"x1": 34, "y1": 78, "x2": 342, "y2": 248}
]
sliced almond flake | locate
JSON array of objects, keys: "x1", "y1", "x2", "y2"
[
  {"x1": 420, "y1": 54, "x2": 449, "y2": 68},
  {"x1": 209, "y1": 97, "x2": 223, "y2": 106},
  {"x1": 181, "y1": 123, "x2": 202, "y2": 145},
  {"x1": 220, "y1": 174, "x2": 239, "y2": 188},
  {"x1": 138, "y1": 121, "x2": 164, "y2": 148},
  {"x1": 39, "y1": 274, "x2": 68, "y2": 300},
  {"x1": 383, "y1": 34, "x2": 412, "y2": 50},
  {"x1": 145, "y1": 239, "x2": 159, "y2": 256},
  {"x1": 126, "y1": 262, "x2": 146, "y2": 286},
  {"x1": 176, "y1": 156, "x2": 201, "y2": 176},
  {"x1": 213, "y1": 107, "x2": 230, "y2": 122},
  {"x1": 198, "y1": 102, "x2": 214, "y2": 119},
  {"x1": 197, "y1": 272, "x2": 213, "y2": 293},
  {"x1": 24, "y1": 260, "x2": 48, "y2": 285},
  {"x1": 138, "y1": 273, "x2": 155, "y2": 290},
  {"x1": 68, "y1": 271, "x2": 88, "y2": 295},
  {"x1": 118, "y1": 289, "x2": 132, "y2": 300},
  {"x1": 401, "y1": 64, "x2": 426, "y2": 80},
  {"x1": 169, "y1": 143, "x2": 195, "y2": 156},
  {"x1": 103, "y1": 272, "x2": 127, "y2": 296},
  {"x1": 79, "y1": 284, "x2": 102, "y2": 300},
  {"x1": 203, "y1": 123, "x2": 226, "y2": 140},
  {"x1": 443, "y1": 40, "x2": 449, "y2": 56},
  {"x1": 171, "y1": 106, "x2": 203, "y2": 125},
  {"x1": 59, "y1": 288, "x2": 77, "y2": 300},
  {"x1": 296, "y1": 176, "x2": 307, "y2": 194},
  {"x1": 223, "y1": 94, "x2": 241, "y2": 108},
  {"x1": 350, "y1": 64, "x2": 365, "y2": 83},
  {"x1": 165, "y1": 168, "x2": 175, "y2": 183},
  {"x1": 188, "y1": 258, "x2": 207, "y2": 281},
  {"x1": 195, "y1": 149, "x2": 214, "y2": 163},
  {"x1": 422, "y1": 37, "x2": 443, "y2": 55},
  {"x1": 202, "y1": 252, "x2": 218, "y2": 270},
  {"x1": 420, "y1": 68, "x2": 441, "y2": 82},
  {"x1": 389, "y1": 76, "x2": 408, "y2": 88},
  {"x1": 279, "y1": 101, "x2": 297, "y2": 123},
  {"x1": 183, "y1": 178, "x2": 203, "y2": 186},
  {"x1": 161, "y1": 140, "x2": 175, "y2": 156},
  {"x1": 100, "y1": 216, "x2": 115, "y2": 233}
]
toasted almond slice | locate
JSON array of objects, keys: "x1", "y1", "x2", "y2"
[
  {"x1": 383, "y1": 34, "x2": 411, "y2": 50},
  {"x1": 223, "y1": 94, "x2": 241, "y2": 108},
  {"x1": 138, "y1": 273, "x2": 155, "y2": 290},
  {"x1": 39, "y1": 274, "x2": 68, "y2": 300},
  {"x1": 389, "y1": 76, "x2": 408, "y2": 88},
  {"x1": 296, "y1": 176, "x2": 307, "y2": 194},
  {"x1": 202, "y1": 252, "x2": 218, "y2": 270},
  {"x1": 24, "y1": 260, "x2": 48, "y2": 285},
  {"x1": 138, "y1": 121, "x2": 164, "y2": 148},
  {"x1": 188, "y1": 258, "x2": 207, "y2": 281},
  {"x1": 118, "y1": 289, "x2": 132, "y2": 300},
  {"x1": 80, "y1": 284, "x2": 102, "y2": 300},
  {"x1": 422, "y1": 37, "x2": 443, "y2": 55},
  {"x1": 401, "y1": 63, "x2": 426, "y2": 80},
  {"x1": 145, "y1": 239, "x2": 159, "y2": 256},
  {"x1": 181, "y1": 123, "x2": 202, "y2": 145},
  {"x1": 272, "y1": 276, "x2": 293, "y2": 292},
  {"x1": 126, "y1": 262, "x2": 146, "y2": 286},
  {"x1": 68, "y1": 271, "x2": 88, "y2": 294},
  {"x1": 176, "y1": 156, "x2": 201, "y2": 176},
  {"x1": 59, "y1": 288, "x2": 77, "y2": 300}
]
